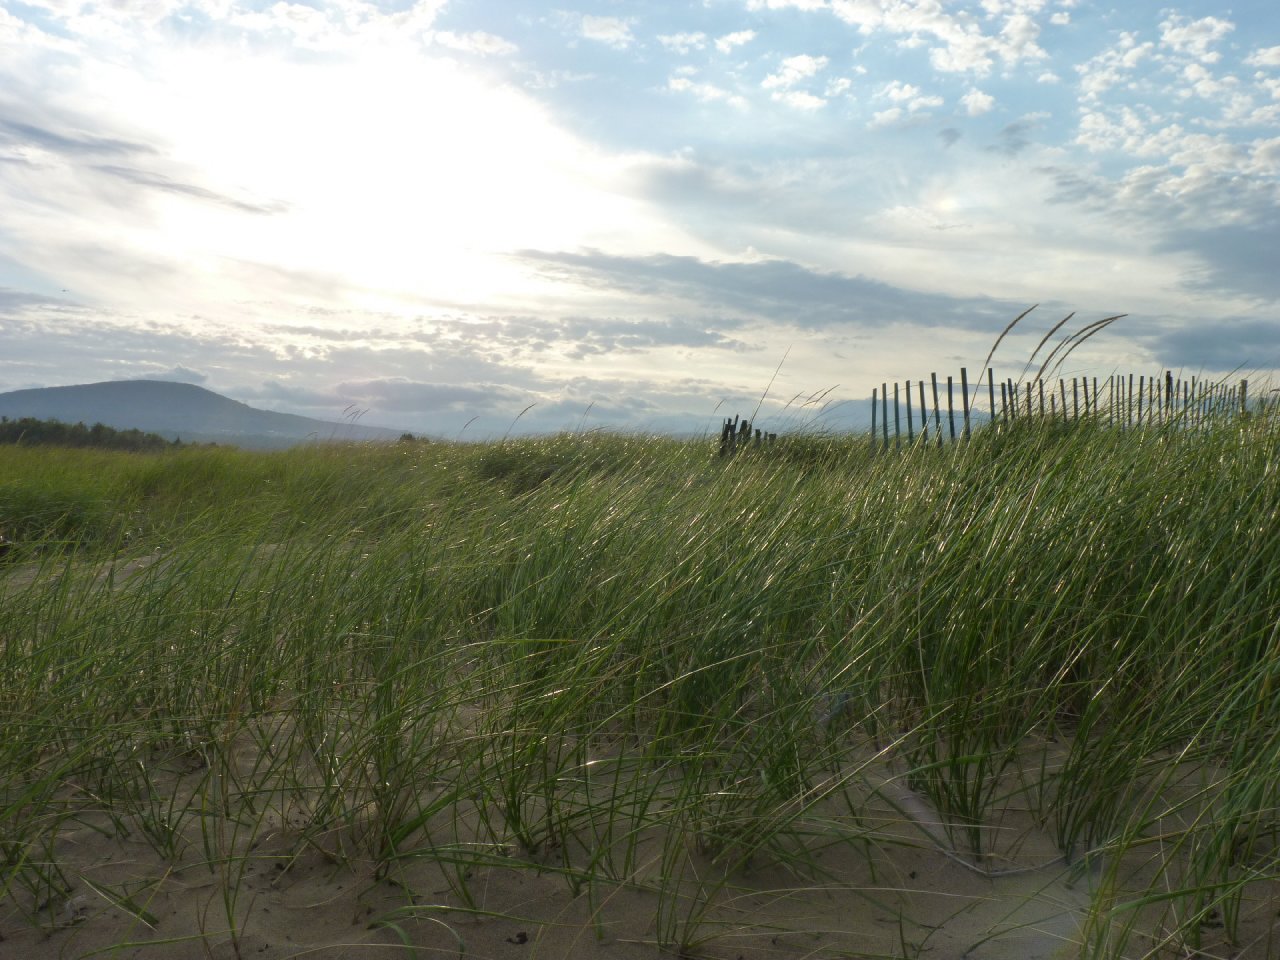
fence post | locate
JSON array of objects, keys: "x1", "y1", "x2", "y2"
[
  {"x1": 905, "y1": 381, "x2": 914, "y2": 443},
  {"x1": 947, "y1": 375, "x2": 956, "y2": 442},
  {"x1": 893, "y1": 382, "x2": 901, "y2": 449},
  {"x1": 871, "y1": 388, "x2": 878, "y2": 449},
  {"x1": 960, "y1": 367, "x2": 971, "y2": 440},
  {"x1": 918, "y1": 380, "x2": 928, "y2": 445},
  {"x1": 987, "y1": 368, "x2": 996, "y2": 429},
  {"x1": 881, "y1": 383, "x2": 889, "y2": 451},
  {"x1": 933, "y1": 373, "x2": 944, "y2": 448}
]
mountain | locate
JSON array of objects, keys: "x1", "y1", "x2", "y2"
[{"x1": 0, "y1": 380, "x2": 408, "y2": 449}]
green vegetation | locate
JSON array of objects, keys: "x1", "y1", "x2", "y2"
[
  {"x1": 2, "y1": 414, "x2": 1279, "y2": 957},
  {"x1": 0, "y1": 416, "x2": 180, "y2": 452}
]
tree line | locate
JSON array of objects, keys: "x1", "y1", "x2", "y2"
[{"x1": 0, "y1": 416, "x2": 183, "y2": 452}]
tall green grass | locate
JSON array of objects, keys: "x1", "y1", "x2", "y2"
[{"x1": 2, "y1": 414, "x2": 1279, "y2": 957}]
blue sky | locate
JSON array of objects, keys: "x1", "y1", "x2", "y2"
[{"x1": 0, "y1": 0, "x2": 1277, "y2": 435}]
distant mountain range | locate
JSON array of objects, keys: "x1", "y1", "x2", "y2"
[{"x1": 0, "y1": 380, "x2": 408, "y2": 449}]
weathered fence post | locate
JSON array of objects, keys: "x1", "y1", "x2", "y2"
[
  {"x1": 893, "y1": 382, "x2": 901, "y2": 449},
  {"x1": 947, "y1": 375, "x2": 956, "y2": 442},
  {"x1": 870, "y1": 387, "x2": 878, "y2": 449},
  {"x1": 905, "y1": 381, "x2": 914, "y2": 443},
  {"x1": 918, "y1": 380, "x2": 928, "y2": 444},
  {"x1": 960, "y1": 367, "x2": 971, "y2": 440},
  {"x1": 881, "y1": 383, "x2": 889, "y2": 450},
  {"x1": 933, "y1": 373, "x2": 944, "y2": 448}
]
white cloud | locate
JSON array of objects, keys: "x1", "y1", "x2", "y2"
[
  {"x1": 1159, "y1": 14, "x2": 1234, "y2": 64},
  {"x1": 1180, "y1": 63, "x2": 1237, "y2": 101},
  {"x1": 1075, "y1": 32, "x2": 1154, "y2": 101},
  {"x1": 715, "y1": 29, "x2": 756, "y2": 54},
  {"x1": 869, "y1": 106, "x2": 902, "y2": 128},
  {"x1": 961, "y1": 88, "x2": 995, "y2": 115},
  {"x1": 433, "y1": 30, "x2": 516, "y2": 56},
  {"x1": 668, "y1": 75, "x2": 748, "y2": 110},
  {"x1": 747, "y1": 0, "x2": 828, "y2": 9},
  {"x1": 579, "y1": 15, "x2": 635, "y2": 49},
  {"x1": 762, "y1": 53, "x2": 828, "y2": 90},
  {"x1": 880, "y1": 79, "x2": 940, "y2": 112},
  {"x1": 1049, "y1": 12, "x2": 1069, "y2": 26},
  {"x1": 657, "y1": 32, "x2": 706, "y2": 54},
  {"x1": 825, "y1": 76, "x2": 852, "y2": 96},
  {"x1": 1037, "y1": 71, "x2": 1059, "y2": 83},
  {"x1": 772, "y1": 89, "x2": 826, "y2": 110},
  {"x1": 831, "y1": 0, "x2": 1046, "y2": 76},
  {"x1": 1245, "y1": 46, "x2": 1280, "y2": 68},
  {"x1": 882, "y1": 79, "x2": 921, "y2": 102}
]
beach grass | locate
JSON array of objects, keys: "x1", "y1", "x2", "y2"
[{"x1": 2, "y1": 411, "x2": 1280, "y2": 958}]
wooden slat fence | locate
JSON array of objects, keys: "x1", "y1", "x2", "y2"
[
  {"x1": 869, "y1": 368, "x2": 1254, "y2": 452},
  {"x1": 719, "y1": 415, "x2": 777, "y2": 457}
]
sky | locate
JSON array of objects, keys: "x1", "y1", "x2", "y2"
[{"x1": 1, "y1": 0, "x2": 1277, "y2": 437}]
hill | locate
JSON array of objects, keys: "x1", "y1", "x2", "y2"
[{"x1": 0, "y1": 380, "x2": 407, "y2": 449}]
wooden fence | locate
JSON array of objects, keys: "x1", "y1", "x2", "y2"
[
  {"x1": 869, "y1": 368, "x2": 1253, "y2": 451},
  {"x1": 719, "y1": 416, "x2": 777, "y2": 457}
]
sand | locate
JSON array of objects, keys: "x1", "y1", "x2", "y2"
[{"x1": 4, "y1": 733, "x2": 1276, "y2": 960}]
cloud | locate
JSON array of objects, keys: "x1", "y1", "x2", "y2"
[
  {"x1": 830, "y1": 0, "x2": 1047, "y2": 76},
  {"x1": 987, "y1": 118, "x2": 1037, "y2": 156},
  {"x1": 657, "y1": 32, "x2": 706, "y2": 54},
  {"x1": 1246, "y1": 46, "x2": 1280, "y2": 68},
  {"x1": 715, "y1": 29, "x2": 756, "y2": 54},
  {"x1": 0, "y1": 115, "x2": 153, "y2": 160},
  {"x1": 775, "y1": 90, "x2": 826, "y2": 110},
  {"x1": 869, "y1": 106, "x2": 903, "y2": 128},
  {"x1": 879, "y1": 80, "x2": 942, "y2": 112},
  {"x1": 0, "y1": 287, "x2": 71, "y2": 311},
  {"x1": 432, "y1": 30, "x2": 517, "y2": 56},
  {"x1": 512, "y1": 249, "x2": 1021, "y2": 333},
  {"x1": 333, "y1": 378, "x2": 527, "y2": 414},
  {"x1": 668, "y1": 75, "x2": 749, "y2": 109},
  {"x1": 1179, "y1": 63, "x2": 1237, "y2": 101},
  {"x1": 1075, "y1": 32, "x2": 1154, "y2": 101},
  {"x1": 762, "y1": 53, "x2": 829, "y2": 90},
  {"x1": 91, "y1": 164, "x2": 287, "y2": 215},
  {"x1": 1148, "y1": 316, "x2": 1280, "y2": 372},
  {"x1": 142, "y1": 365, "x2": 207, "y2": 384},
  {"x1": 748, "y1": 0, "x2": 827, "y2": 9},
  {"x1": 579, "y1": 15, "x2": 636, "y2": 49},
  {"x1": 1156, "y1": 222, "x2": 1280, "y2": 303},
  {"x1": 961, "y1": 88, "x2": 995, "y2": 115},
  {"x1": 1159, "y1": 14, "x2": 1234, "y2": 64},
  {"x1": 939, "y1": 127, "x2": 962, "y2": 147}
]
